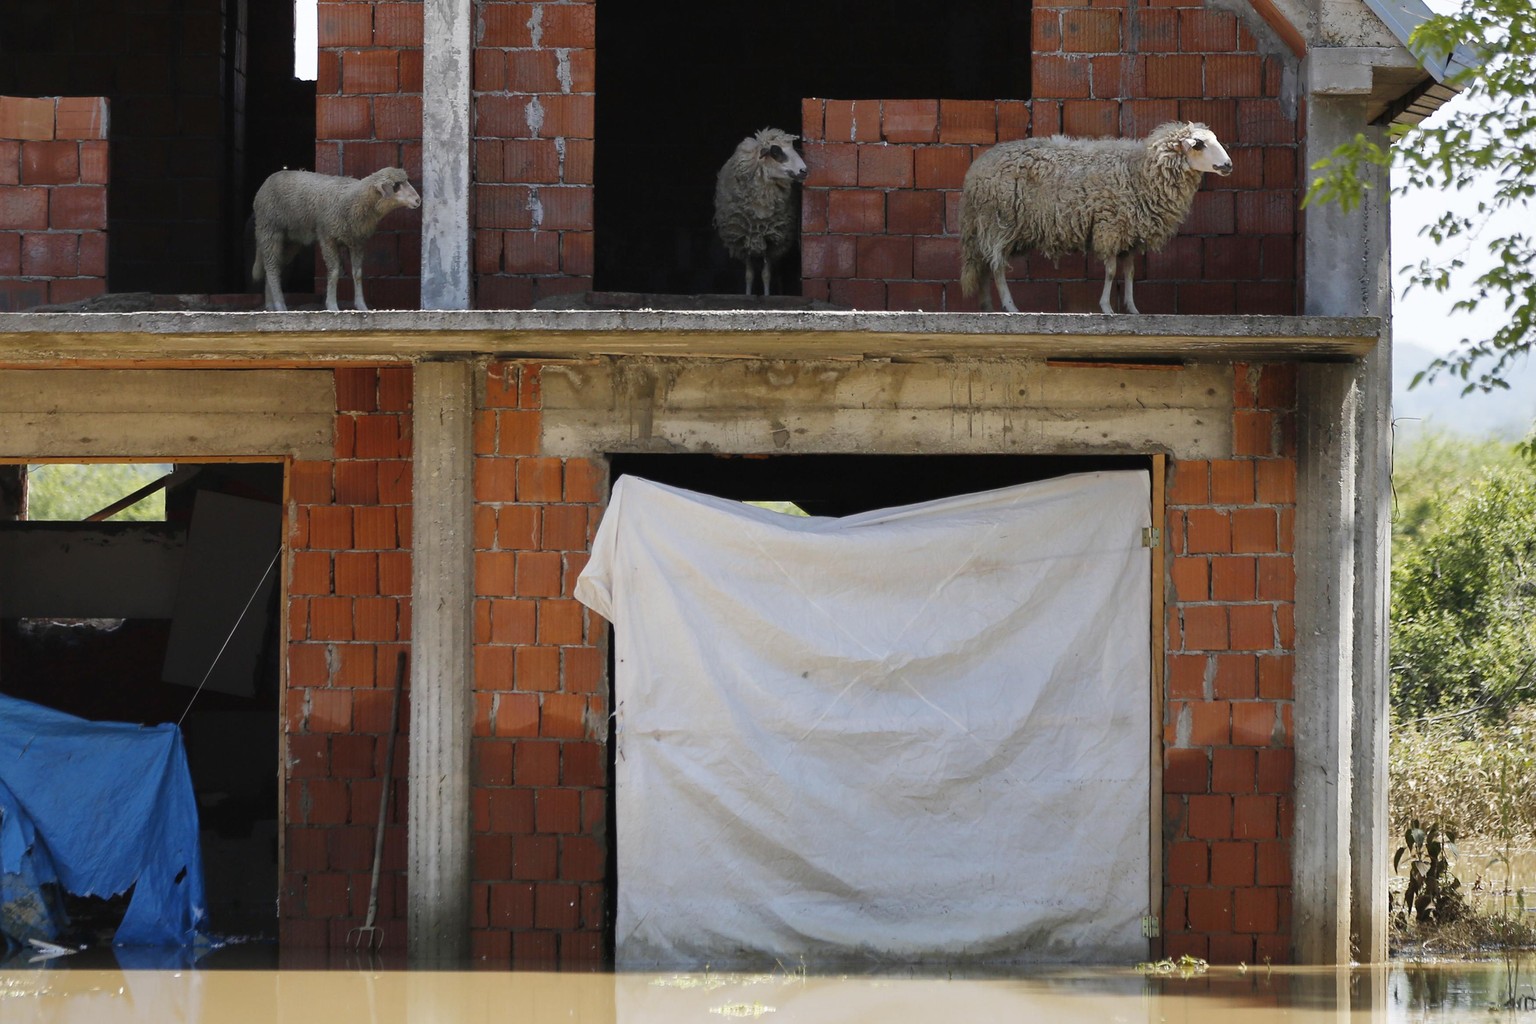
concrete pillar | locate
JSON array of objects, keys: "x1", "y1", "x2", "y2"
[
  {"x1": 408, "y1": 359, "x2": 476, "y2": 964},
  {"x1": 1305, "y1": 89, "x2": 1394, "y2": 963},
  {"x1": 421, "y1": 0, "x2": 472, "y2": 309},
  {"x1": 1292, "y1": 361, "x2": 1358, "y2": 965}
]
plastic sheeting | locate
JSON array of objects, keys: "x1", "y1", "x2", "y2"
[
  {"x1": 576, "y1": 472, "x2": 1153, "y2": 966},
  {"x1": 0, "y1": 693, "x2": 206, "y2": 948}
]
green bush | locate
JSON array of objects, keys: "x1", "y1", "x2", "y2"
[{"x1": 1391, "y1": 463, "x2": 1536, "y2": 720}]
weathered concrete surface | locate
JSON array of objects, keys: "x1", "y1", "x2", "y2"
[
  {"x1": 1306, "y1": 94, "x2": 1394, "y2": 965},
  {"x1": 420, "y1": 0, "x2": 471, "y2": 309},
  {"x1": 0, "y1": 310, "x2": 1380, "y2": 365},
  {"x1": 541, "y1": 359, "x2": 1238, "y2": 460},
  {"x1": 408, "y1": 360, "x2": 475, "y2": 965},
  {"x1": 0, "y1": 369, "x2": 334, "y2": 458},
  {"x1": 1292, "y1": 363, "x2": 1359, "y2": 966}
]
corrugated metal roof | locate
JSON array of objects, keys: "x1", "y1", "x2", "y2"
[{"x1": 1360, "y1": 0, "x2": 1482, "y2": 82}]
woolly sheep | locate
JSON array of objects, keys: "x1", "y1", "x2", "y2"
[
  {"x1": 959, "y1": 122, "x2": 1233, "y2": 314},
  {"x1": 713, "y1": 128, "x2": 809, "y2": 296},
  {"x1": 252, "y1": 167, "x2": 422, "y2": 312}
]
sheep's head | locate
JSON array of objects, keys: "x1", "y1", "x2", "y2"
[
  {"x1": 752, "y1": 128, "x2": 809, "y2": 183},
  {"x1": 1155, "y1": 122, "x2": 1233, "y2": 177},
  {"x1": 369, "y1": 167, "x2": 423, "y2": 211}
]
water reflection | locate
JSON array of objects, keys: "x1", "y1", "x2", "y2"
[{"x1": 1, "y1": 958, "x2": 1533, "y2": 1022}]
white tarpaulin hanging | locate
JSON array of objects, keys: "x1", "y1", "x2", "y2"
[{"x1": 575, "y1": 471, "x2": 1152, "y2": 966}]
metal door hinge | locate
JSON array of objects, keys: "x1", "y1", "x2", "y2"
[
  {"x1": 1141, "y1": 527, "x2": 1161, "y2": 548},
  {"x1": 1142, "y1": 915, "x2": 1161, "y2": 938}
]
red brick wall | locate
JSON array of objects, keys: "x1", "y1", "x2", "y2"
[
  {"x1": 0, "y1": 96, "x2": 108, "y2": 311},
  {"x1": 469, "y1": 361, "x2": 607, "y2": 961},
  {"x1": 271, "y1": 360, "x2": 1299, "y2": 965},
  {"x1": 278, "y1": 361, "x2": 609, "y2": 960},
  {"x1": 799, "y1": 0, "x2": 1300, "y2": 312},
  {"x1": 316, "y1": 1, "x2": 425, "y2": 310},
  {"x1": 472, "y1": 3, "x2": 596, "y2": 308},
  {"x1": 282, "y1": 366, "x2": 415, "y2": 949},
  {"x1": 1162, "y1": 362, "x2": 1296, "y2": 964}
]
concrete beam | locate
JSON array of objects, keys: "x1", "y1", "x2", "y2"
[
  {"x1": 0, "y1": 311, "x2": 1384, "y2": 366},
  {"x1": 0, "y1": 369, "x2": 334, "y2": 459},
  {"x1": 421, "y1": 0, "x2": 472, "y2": 309},
  {"x1": 408, "y1": 359, "x2": 476, "y2": 964},
  {"x1": 540, "y1": 358, "x2": 1238, "y2": 460},
  {"x1": 1292, "y1": 362, "x2": 1358, "y2": 965}
]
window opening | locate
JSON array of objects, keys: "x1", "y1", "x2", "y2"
[
  {"x1": 595, "y1": 0, "x2": 1033, "y2": 295},
  {"x1": 294, "y1": 0, "x2": 318, "y2": 81}
]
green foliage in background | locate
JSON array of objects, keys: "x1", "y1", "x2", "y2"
[
  {"x1": 1304, "y1": 0, "x2": 1536, "y2": 393},
  {"x1": 26, "y1": 464, "x2": 167, "y2": 522},
  {"x1": 1389, "y1": 431, "x2": 1536, "y2": 855},
  {"x1": 1390, "y1": 429, "x2": 1523, "y2": 557},
  {"x1": 1393, "y1": 464, "x2": 1536, "y2": 720}
]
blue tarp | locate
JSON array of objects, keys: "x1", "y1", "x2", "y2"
[{"x1": 0, "y1": 692, "x2": 206, "y2": 948}]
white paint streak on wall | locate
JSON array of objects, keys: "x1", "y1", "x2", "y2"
[{"x1": 526, "y1": 96, "x2": 545, "y2": 137}]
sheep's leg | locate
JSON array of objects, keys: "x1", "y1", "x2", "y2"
[
  {"x1": 992, "y1": 263, "x2": 1018, "y2": 313},
  {"x1": 261, "y1": 253, "x2": 287, "y2": 312},
  {"x1": 1098, "y1": 258, "x2": 1118, "y2": 314},
  {"x1": 744, "y1": 262, "x2": 756, "y2": 297},
  {"x1": 319, "y1": 239, "x2": 342, "y2": 312},
  {"x1": 1120, "y1": 255, "x2": 1140, "y2": 315},
  {"x1": 348, "y1": 245, "x2": 369, "y2": 311},
  {"x1": 762, "y1": 259, "x2": 773, "y2": 297},
  {"x1": 256, "y1": 234, "x2": 288, "y2": 312}
]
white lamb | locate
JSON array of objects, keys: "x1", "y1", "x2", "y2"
[
  {"x1": 959, "y1": 121, "x2": 1233, "y2": 314},
  {"x1": 252, "y1": 167, "x2": 422, "y2": 312},
  {"x1": 712, "y1": 127, "x2": 809, "y2": 296}
]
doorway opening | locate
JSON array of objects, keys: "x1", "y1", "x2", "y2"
[
  {"x1": 0, "y1": 461, "x2": 285, "y2": 943},
  {"x1": 597, "y1": 451, "x2": 1154, "y2": 960}
]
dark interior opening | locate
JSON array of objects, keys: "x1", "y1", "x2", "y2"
[
  {"x1": 597, "y1": 451, "x2": 1148, "y2": 957},
  {"x1": 593, "y1": 0, "x2": 1033, "y2": 297},
  {"x1": 608, "y1": 452, "x2": 1142, "y2": 517},
  {"x1": 0, "y1": 0, "x2": 316, "y2": 296},
  {"x1": 0, "y1": 462, "x2": 284, "y2": 946}
]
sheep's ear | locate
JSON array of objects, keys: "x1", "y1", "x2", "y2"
[{"x1": 376, "y1": 178, "x2": 392, "y2": 198}]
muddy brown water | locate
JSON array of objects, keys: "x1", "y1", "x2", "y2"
[
  {"x1": 3, "y1": 959, "x2": 1536, "y2": 1022},
  {"x1": 1457, "y1": 846, "x2": 1536, "y2": 905}
]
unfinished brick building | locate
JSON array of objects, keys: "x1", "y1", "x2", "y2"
[{"x1": 0, "y1": 0, "x2": 1464, "y2": 968}]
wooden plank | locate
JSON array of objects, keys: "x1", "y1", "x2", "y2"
[{"x1": 1150, "y1": 452, "x2": 1167, "y2": 959}]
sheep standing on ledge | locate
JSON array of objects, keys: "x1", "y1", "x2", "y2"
[
  {"x1": 713, "y1": 128, "x2": 809, "y2": 296},
  {"x1": 253, "y1": 167, "x2": 422, "y2": 312},
  {"x1": 960, "y1": 122, "x2": 1233, "y2": 314}
]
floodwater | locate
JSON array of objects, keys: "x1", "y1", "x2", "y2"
[
  {"x1": 3, "y1": 957, "x2": 1536, "y2": 1023},
  {"x1": 1458, "y1": 846, "x2": 1536, "y2": 906}
]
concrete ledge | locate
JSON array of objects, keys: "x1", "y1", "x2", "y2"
[{"x1": 0, "y1": 309, "x2": 1381, "y2": 365}]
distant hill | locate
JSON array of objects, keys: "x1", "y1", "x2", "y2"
[{"x1": 1392, "y1": 341, "x2": 1536, "y2": 440}]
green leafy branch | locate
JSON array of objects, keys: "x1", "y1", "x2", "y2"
[{"x1": 1303, "y1": 0, "x2": 1536, "y2": 393}]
